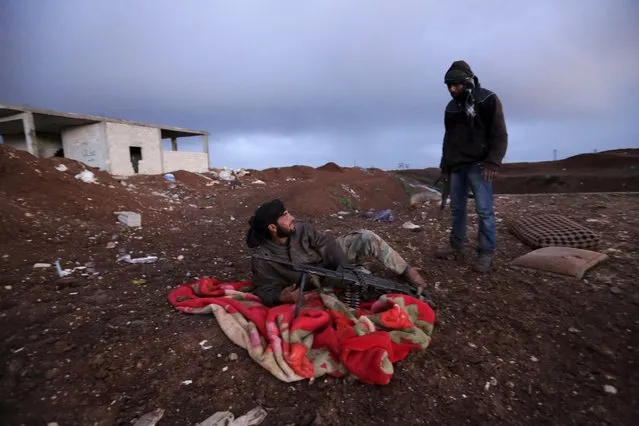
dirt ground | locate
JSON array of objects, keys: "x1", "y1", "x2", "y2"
[{"x1": 1, "y1": 145, "x2": 638, "y2": 425}]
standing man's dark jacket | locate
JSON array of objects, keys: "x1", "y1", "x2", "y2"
[
  {"x1": 440, "y1": 62, "x2": 508, "y2": 172},
  {"x1": 250, "y1": 222, "x2": 349, "y2": 307}
]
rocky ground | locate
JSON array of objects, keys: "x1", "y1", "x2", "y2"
[{"x1": 0, "y1": 145, "x2": 638, "y2": 425}]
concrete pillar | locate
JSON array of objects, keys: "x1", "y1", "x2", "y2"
[
  {"x1": 202, "y1": 134, "x2": 210, "y2": 169},
  {"x1": 22, "y1": 112, "x2": 39, "y2": 157},
  {"x1": 171, "y1": 137, "x2": 177, "y2": 151}
]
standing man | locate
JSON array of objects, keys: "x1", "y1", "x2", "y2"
[{"x1": 436, "y1": 60, "x2": 508, "y2": 272}]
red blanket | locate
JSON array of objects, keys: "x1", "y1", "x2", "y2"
[{"x1": 168, "y1": 277, "x2": 435, "y2": 385}]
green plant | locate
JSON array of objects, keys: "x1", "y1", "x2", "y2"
[{"x1": 337, "y1": 196, "x2": 356, "y2": 211}]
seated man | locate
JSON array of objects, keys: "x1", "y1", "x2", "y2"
[{"x1": 246, "y1": 199, "x2": 428, "y2": 307}]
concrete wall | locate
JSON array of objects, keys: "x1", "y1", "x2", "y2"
[
  {"x1": 162, "y1": 151, "x2": 210, "y2": 173},
  {"x1": 105, "y1": 122, "x2": 162, "y2": 175},
  {"x1": 62, "y1": 123, "x2": 109, "y2": 170},
  {"x1": 2, "y1": 133, "x2": 63, "y2": 158}
]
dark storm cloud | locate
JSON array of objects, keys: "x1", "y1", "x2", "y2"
[{"x1": 1, "y1": 0, "x2": 638, "y2": 169}]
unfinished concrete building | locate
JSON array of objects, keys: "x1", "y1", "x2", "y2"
[{"x1": 0, "y1": 104, "x2": 210, "y2": 176}]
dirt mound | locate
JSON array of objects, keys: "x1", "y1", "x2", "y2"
[
  {"x1": 316, "y1": 161, "x2": 343, "y2": 172},
  {"x1": 396, "y1": 148, "x2": 639, "y2": 194},
  {"x1": 234, "y1": 167, "x2": 409, "y2": 218},
  {"x1": 0, "y1": 145, "x2": 167, "y2": 242},
  {"x1": 252, "y1": 165, "x2": 316, "y2": 181}
]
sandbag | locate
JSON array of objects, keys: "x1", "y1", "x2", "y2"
[{"x1": 511, "y1": 246, "x2": 608, "y2": 279}]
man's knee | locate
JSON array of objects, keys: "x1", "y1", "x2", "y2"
[{"x1": 475, "y1": 198, "x2": 495, "y2": 217}]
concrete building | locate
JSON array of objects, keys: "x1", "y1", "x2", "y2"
[{"x1": 0, "y1": 104, "x2": 210, "y2": 176}]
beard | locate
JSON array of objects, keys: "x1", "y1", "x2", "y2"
[{"x1": 276, "y1": 223, "x2": 295, "y2": 238}]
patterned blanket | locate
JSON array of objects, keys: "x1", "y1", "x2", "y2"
[{"x1": 168, "y1": 277, "x2": 436, "y2": 385}]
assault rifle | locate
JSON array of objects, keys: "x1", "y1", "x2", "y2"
[
  {"x1": 252, "y1": 254, "x2": 433, "y2": 317},
  {"x1": 433, "y1": 173, "x2": 450, "y2": 217}
]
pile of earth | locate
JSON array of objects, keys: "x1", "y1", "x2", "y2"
[
  {"x1": 0, "y1": 145, "x2": 173, "y2": 243},
  {"x1": 396, "y1": 148, "x2": 639, "y2": 194}
]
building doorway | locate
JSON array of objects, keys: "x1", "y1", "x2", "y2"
[{"x1": 129, "y1": 146, "x2": 142, "y2": 173}]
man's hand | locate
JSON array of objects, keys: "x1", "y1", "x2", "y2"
[
  {"x1": 279, "y1": 285, "x2": 315, "y2": 304},
  {"x1": 279, "y1": 285, "x2": 299, "y2": 304},
  {"x1": 482, "y1": 165, "x2": 498, "y2": 181}
]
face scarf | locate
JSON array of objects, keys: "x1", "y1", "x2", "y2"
[
  {"x1": 245, "y1": 199, "x2": 287, "y2": 248},
  {"x1": 444, "y1": 60, "x2": 481, "y2": 122}
]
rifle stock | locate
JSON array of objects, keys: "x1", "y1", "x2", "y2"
[{"x1": 434, "y1": 173, "x2": 451, "y2": 213}]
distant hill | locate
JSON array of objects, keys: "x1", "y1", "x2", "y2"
[{"x1": 394, "y1": 148, "x2": 639, "y2": 194}]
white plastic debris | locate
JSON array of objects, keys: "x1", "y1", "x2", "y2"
[
  {"x1": 402, "y1": 221, "x2": 421, "y2": 231},
  {"x1": 33, "y1": 263, "x2": 52, "y2": 269},
  {"x1": 252, "y1": 180, "x2": 266, "y2": 185},
  {"x1": 117, "y1": 254, "x2": 158, "y2": 264},
  {"x1": 55, "y1": 260, "x2": 73, "y2": 277},
  {"x1": 132, "y1": 408, "x2": 165, "y2": 426},
  {"x1": 218, "y1": 170, "x2": 234, "y2": 181},
  {"x1": 74, "y1": 170, "x2": 96, "y2": 183},
  {"x1": 603, "y1": 385, "x2": 617, "y2": 394},
  {"x1": 55, "y1": 164, "x2": 68, "y2": 172},
  {"x1": 197, "y1": 407, "x2": 268, "y2": 426},
  {"x1": 199, "y1": 340, "x2": 213, "y2": 350},
  {"x1": 181, "y1": 380, "x2": 193, "y2": 386}
]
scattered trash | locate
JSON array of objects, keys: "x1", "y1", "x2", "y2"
[
  {"x1": 55, "y1": 164, "x2": 68, "y2": 172},
  {"x1": 484, "y1": 377, "x2": 498, "y2": 391},
  {"x1": 55, "y1": 260, "x2": 72, "y2": 277},
  {"x1": 118, "y1": 254, "x2": 158, "y2": 264},
  {"x1": 177, "y1": 255, "x2": 184, "y2": 261},
  {"x1": 402, "y1": 221, "x2": 422, "y2": 231},
  {"x1": 227, "y1": 352, "x2": 238, "y2": 362},
  {"x1": 74, "y1": 170, "x2": 96, "y2": 183},
  {"x1": 197, "y1": 407, "x2": 268, "y2": 426},
  {"x1": 222, "y1": 366, "x2": 229, "y2": 372},
  {"x1": 360, "y1": 209, "x2": 393, "y2": 222},
  {"x1": 163, "y1": 173, "x2": 176, "y2": 182},
  {"x1": 132, "y1": 408, "x2": 165, "y2": 426},
  {"x1": 218, "y1": 169, "x2": 235, "y2": 181},
  {"x1": 252, "y1": 180, "x2": 266, "y2": 185},
  {"x1": 33, "y1": 263, "x2": 52, "y2": 269},
  {"x1": 181, "y1": 379, "x2": 193, "y2": 386},
  {"x1": 106, "y1": 242, "x2": 117, "y2": 249},
  {"x1": 199, "y1": 340, "x2": 213, "y2": 350},
  {"x1": 114, "y1": 211, "x2": 142, "y2": 227},
  {"x1": 530, "y1": 356, "x2": 539, "y2": 362},
  {"x1": 603, "y1": 384, "x2": 617, "y2": 394},
  {"x1": 410, "y1": 190, "x2": 440, "y2": 206},
  {"x1": 132, "y1": 279, "x2": 147, "y2": 285}
]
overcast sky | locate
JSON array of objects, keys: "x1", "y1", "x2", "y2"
[{"x1": 1, "y1": 0, "x2": 638, "y2": 170}]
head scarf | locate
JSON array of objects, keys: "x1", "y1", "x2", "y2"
[
  {"x1": 444, "y1": 60, "x2": 481, "y2": 121},
  {"x1": 245, "y1": 199, "x2": 286, "y2": 248}
]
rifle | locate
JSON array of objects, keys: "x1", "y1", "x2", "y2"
[
  {"x1": 252, "y1": 254, "x2": 433, "y2": 317},
  {"x1": 433, "y1": 173, "x2": 450, "y2": 217}
]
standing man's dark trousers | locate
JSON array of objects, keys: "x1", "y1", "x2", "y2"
[{"x1": 436, "y1": 162, "x2": 496, "y2": 272}]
